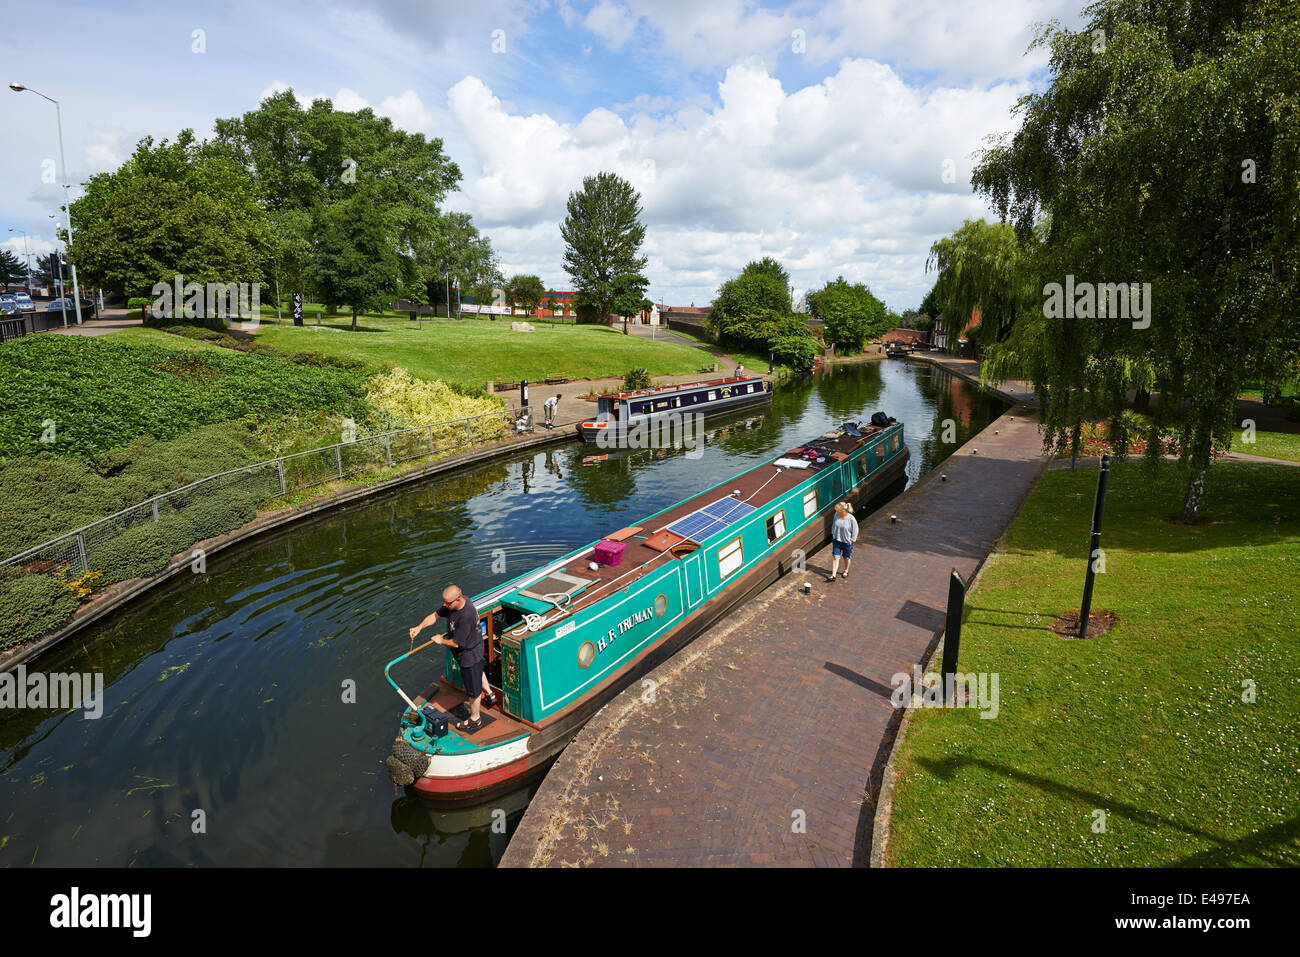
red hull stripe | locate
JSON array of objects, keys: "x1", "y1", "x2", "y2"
[{"x1": 412, "y1": 754, "x2": 533, "y2": 796}]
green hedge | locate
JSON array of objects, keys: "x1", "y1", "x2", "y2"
[
  {"x1": 0, "y1": 573, "x2": 80, "y2": 650},
  {"x1": 0, "y1": 424, "x2": 265, "y2": 560},
  {"x1": 0, "y1": 455, "x2": 124, "y2": 557},
  {"x1": 84, "y1": 515, "x2": 194, "y2": 583}
]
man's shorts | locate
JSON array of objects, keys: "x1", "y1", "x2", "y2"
[
  {"x1": 458, "y1": 655, "x2": 485, "y2": 697},
  {"x1": 832, "y1": 540, "x2": 854, "y2": 560}
]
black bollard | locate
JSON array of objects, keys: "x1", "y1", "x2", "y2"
[
  {"x1": 1077, "y1": 453, "x2": 1111, "y2": 638},
  {"x1": 521, "y1": 379, "x2": 529, "y2": 409},
  {"x1": 941, "y1": 568, "x2": 965, "y2": 704}
]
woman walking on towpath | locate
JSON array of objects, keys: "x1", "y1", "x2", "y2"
[{"x1": 826, "y1": 501, "x2": 858, "y2": 582}]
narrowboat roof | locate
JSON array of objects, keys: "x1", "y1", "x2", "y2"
[
  {"x1": 604, "y1": 374, "x2": 766, "y2": 401},
  {"x1": 482, "y1": 420, "x2": 901, "y2": 637}
]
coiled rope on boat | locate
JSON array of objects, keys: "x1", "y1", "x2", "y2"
[{"x1": 523, "y1": 592, "x2": 573, "y2": 632}]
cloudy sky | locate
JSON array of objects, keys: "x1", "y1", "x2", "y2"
[{"x1": 1, "y1": 0, "x2": 1085, "y2": 310}]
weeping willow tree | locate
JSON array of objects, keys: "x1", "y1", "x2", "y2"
[{"x1": 973, "y1": 0, "x2": 1300, "y2": 523}]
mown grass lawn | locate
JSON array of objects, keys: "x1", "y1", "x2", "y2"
[
  {"x1": 1240, "y1": 428, "x2": 1300, "y2": 463},
  {"x1": 886, "y1": 461, "x2": 1300, "y2": 867},
  {"x1": 253, "y1": 318, "x2": 710, "y2": 388}
]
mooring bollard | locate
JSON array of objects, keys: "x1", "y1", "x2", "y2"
[
  {"x1": 942, "y1": 568, "x2": 966, "y2": 704},
  {"x1": 1077, "y1": 453, "x2": 1111, "y2": 638}
]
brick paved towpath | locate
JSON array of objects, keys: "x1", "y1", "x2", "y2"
[{"x1": 501, "y1": 356, "x2": 1050, "y2": 867}]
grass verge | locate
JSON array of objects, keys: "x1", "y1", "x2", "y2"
[
  {"x1": 885, "y1": 460, "x2": 1300, "y2": 867},
  {"x1": 252, "y1": 320, "x2": 709, "y2": 388}
]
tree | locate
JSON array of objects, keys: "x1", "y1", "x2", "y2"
[
  {"x1": 740, "y1": 257, "x2": 793, "y2": 312},
  {"x1": 560, "y1": 172, "x2": 647, "y2": 324},
  {"x1": 215, "y1": 89, "x2": 462, "y2": 309},
  {"x1": 305, "y1": 182, "x2": 406, "y2": 331},
  {"x1": 0, "y1": 250, "x2": 26, "y2": 288},
  {"x1": 508, "y1": 274, "x2": 546, "y2": 317},
  {"x1": 706, "y1": 270, "x2": 790, "y2": 347},
  {"x1": 973, "y1": 0, "x2": 1300, "y2": 523},
  {"x1": 926, "y1": 219, "x2": 1035, "y2": 354},
  {"x1": 805, "y1": 277, "x2": 889, "y2": 352},
  {"x1": 919, "y1": 281, "x2": 942, "y2": 319},
  {"x1": 610, "y1": 273, "x2": 651, "y2": 335},
  {"x1": 67, "y1": 130, "x2": 271, "y2": 301}
]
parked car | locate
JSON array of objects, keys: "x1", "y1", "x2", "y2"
[
  {"x1": 13, "y1": 293, "x2": 35, "y2": 313},
  {"x1": 46, "y1": 297, "x2": 96, "y2": 317},
  {"x1": 0, "y1": 300, "x2": 19, "y2": 315},
  {"x1": 0, "y1": 293, "x2": 14, "y2": 301}
]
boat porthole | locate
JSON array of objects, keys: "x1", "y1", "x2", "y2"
[
  {"x1": 654, "y1": 594, "x2": 667, "y2": 617},
  {"x1": 577, "y1": 641, "x2": 597, "y2": 668}
]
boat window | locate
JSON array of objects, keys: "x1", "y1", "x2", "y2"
[
  {"x1": 891, "y1": 433, "x2": 901, "y2": 452},
  {"x1": 718, "y1": 537, "x2": 743, "y2": 579},
  {"x1": 856, "y1": 454, "x2": 869, "y2": 480},
  {"x1": 708, "y1": 391, "x2": 717, "y2": 401},
  {"x1": 673, "y1": 397, "x2": 681, "y2": 408},
  {"x1": 802, "y1": 488, "x2": 818, "y2": 518},
  {"x1": 766, "y1": 509, "x2": 786, "y2": 543}
]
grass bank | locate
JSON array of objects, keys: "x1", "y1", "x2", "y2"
[
  {"x1": 885, "y1": 460, "x2": 1300, "y2": 867},
  {"x1": 253, "y1": 319, "x2": 711, "y2": 389}
]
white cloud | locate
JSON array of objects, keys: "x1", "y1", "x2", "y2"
[
  {"x1": 581, "y1": 0, "x2": 1084, "y2": 84},
  {"x1": 447, "y1": 57, "x2": 1023, "y2": 308},
  {"x1": 378, "y1": 90, "x2": 436, "y2": 136},
  {"x1": 584, "y1": 1, "x2": 639, "y2": 50}
]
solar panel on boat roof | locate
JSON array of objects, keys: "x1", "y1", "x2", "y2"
[
  {"x1": 701, "y1": 498, "x2": 757, "y2": 522},
  {"x1": 666, "y1": 513, "x2": 729, "y2": 542},
  {"x1": 667, "y1": 496, "x2": 757, "y2": 542}
]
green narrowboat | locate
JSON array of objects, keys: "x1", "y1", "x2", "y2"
[{"x1": 383, "y1": 414, "x2": 910, "y2": 803}]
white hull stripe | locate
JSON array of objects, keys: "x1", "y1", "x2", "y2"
[{"x1": 419, "y1": 735, "x2": 532, "y2": 780}]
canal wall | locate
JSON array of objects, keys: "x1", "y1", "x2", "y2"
[{"x1": 501, "y1": 358, "x2": 1048, "y2": 867}]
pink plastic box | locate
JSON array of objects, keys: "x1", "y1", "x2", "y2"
[{"x1": 593, "y1": 540, "x2": 626, "y2": 566}]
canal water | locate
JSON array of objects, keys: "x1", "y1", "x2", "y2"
[{"x1": 0, "y1": 360, "x2": 1004, "y2": 867}]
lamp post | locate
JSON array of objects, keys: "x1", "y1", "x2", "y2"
[
  {"x1": 10, "y1": 83, "x2": 82, "y2": 325},
  {"x1": 6, "y1": 227, "x2": 32, "y2": 293},
  {"x1": 48, "y1": 214, "x2": 67, "y2": 327}
]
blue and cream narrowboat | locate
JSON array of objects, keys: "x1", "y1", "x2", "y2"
[
  {"x1": 577, "y1": 374, "x2": 772, "y2": 444},
  {"x1": 383, "y1": 414, "x2": 909, "y2": 803}
]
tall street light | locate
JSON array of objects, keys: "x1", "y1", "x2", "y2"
[
  {"x1": 6, "y1": 227, "x2": 32, "y2": 293},
  {"x1": 10, "y1": 82, "x2": 83, "y2": 325},
  {"x1": 48, "y1": 214, "x2": 67, "y2": 327}
]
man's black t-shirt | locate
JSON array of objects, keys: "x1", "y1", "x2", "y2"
[{"x1": 439, "y1": 598, "x2": 482, "y2": 665}]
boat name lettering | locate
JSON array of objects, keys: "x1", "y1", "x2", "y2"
[{"x1": 595, "y1": 605, "x2": 655, "y2": 654}]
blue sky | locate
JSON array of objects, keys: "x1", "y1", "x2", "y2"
[{"x1": 1, "y1": 0, "x2": 1086, "y2": 310}]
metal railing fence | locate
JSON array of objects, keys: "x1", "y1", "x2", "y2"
[{"x1": 2, "y1": 408, "x2": 517, "y2": 581}]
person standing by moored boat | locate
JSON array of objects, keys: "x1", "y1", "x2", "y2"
[
  {"x1": 826, "y1": 501, "x2": 858, "y2": 582},
  {"x1": 409, "y1": 585, "x2": 495, "y2": 732}
]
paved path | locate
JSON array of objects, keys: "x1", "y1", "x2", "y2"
[
  {"x1": 502, "y1": 358, "x2": 1050, "y2": 867},
  {"x1": 42, "y1": 306, "x2": 138, "y2": 336}
]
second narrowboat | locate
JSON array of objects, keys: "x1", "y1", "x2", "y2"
[{"x1": 577, "y1": 374, "x2": 772, "y2": 445}]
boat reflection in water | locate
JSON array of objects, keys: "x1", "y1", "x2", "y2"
[{"x1": 390, "y1": 782, "x2": 536, "y2": 867}]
